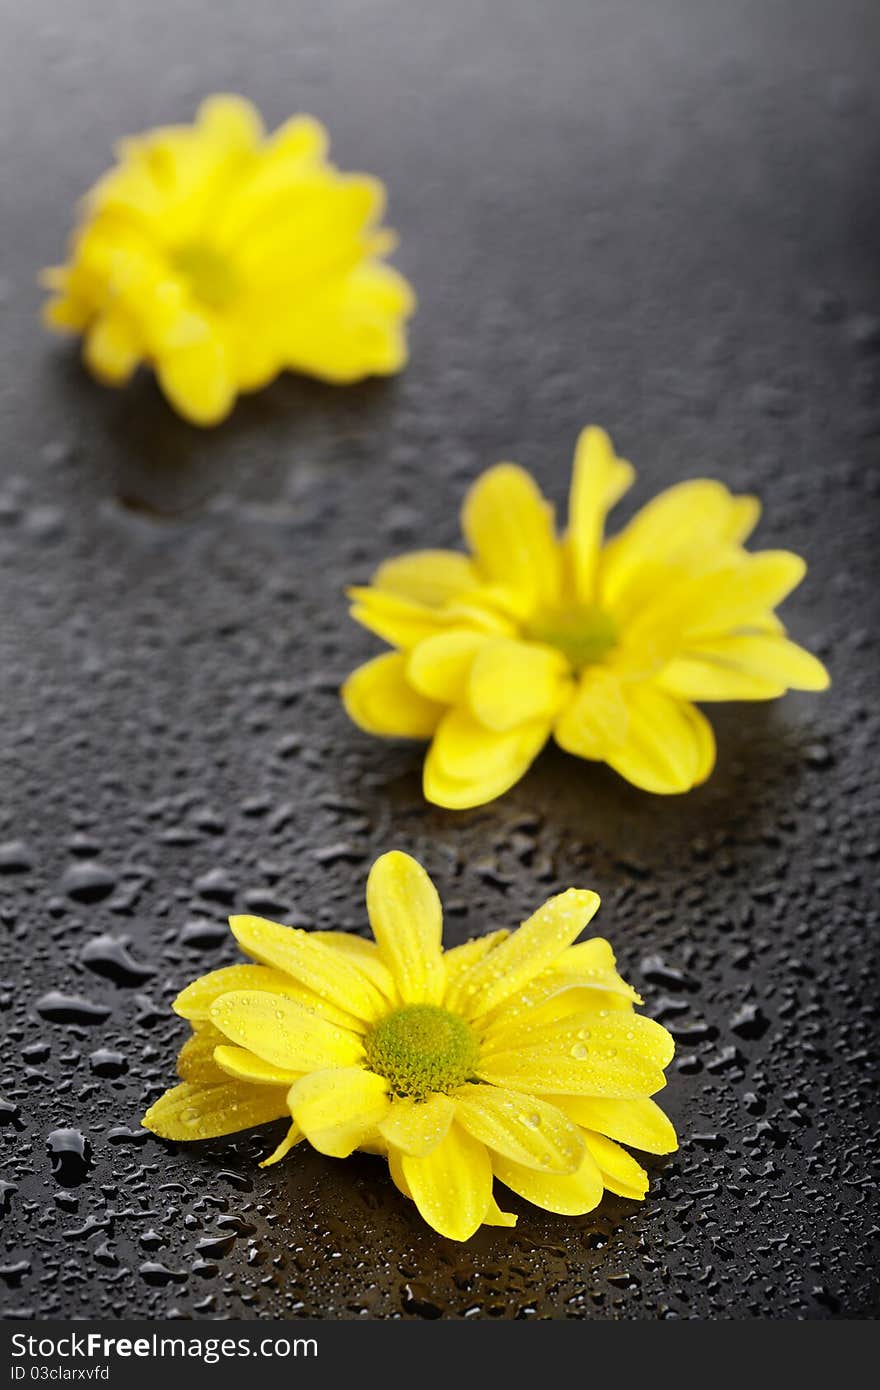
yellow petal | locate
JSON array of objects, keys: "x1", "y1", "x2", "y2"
[
  {"x1": 603, "y1": 685, "x2": 715, "y2": 794},
  {"x1": 176, "y1": 1023, "x2": 229, "y2": 1083},
  {"x1": 342, "y1": 652, "x2": 444, "y2": 740},
  {"x1": 454, "y1": 1084, "x2": 584, "y2": 1174},
  {"x1": 442, "y1": 930, "x2": 509, "y2": 994},
  {"x1": 484, "y1": 1006, "x2": 675, "y2": 1069},
  {"x1": 173, "y1": 962, "x2": 360, "y2": 1030},
  {"x1": 467, "y1": 640, "x2": 572, "y2": 732},
  {"x1": 554, "y1": 1095, "x2": 677, "y2": 1155},
  {"x1": 287, "y1": 1067, "x2": 389, "y2": 1157},
  {"x1": 156, "y1": 334, "x2": 236, "y2": 427},
  {"x1": 554, "y1": 667, "x2": 628, "y2": 759},
  {"x1": 483, "y1": 1197, "x2": 518, "y2": 1228},
  {"x1": 478, "y1": 1010, "x2": 673, "y2": 1099},
  {"x1": 365, "y1": 851, "x2": 445, "y2": 1005},
  {"x1": 479, "y1": 939, "x2": 640, "y2": 1041},
  {"x1": 213, "y1": 1044, "x2": 300, "y2": 1087},
  {"x1": 657, "y1": 633, "x2": 829, "y2": 701},
  {"x1": 684, "y1": 552, "x2": 808, "y2": 637},
  {"x1": 725, "y1": 495, "x2": 761, "y2": 544},
  {"x1": 259, "y1": 1120, "x2": 304, "y2": 1168},
  {"x1": 462, "y1": 463, "x2": 561, "y2": 613},
  {"x1": 373, "y1": 550, "x2": 480, "y2": 607},
  {"x1": 446, "y1": 887, "x2": 600, "y2": 1020},
  {"x1": 229, "y1": 915, "x2": 386, "y2": 1023},
  {"x1": 209, "y1": 990, "x2": 364, "y2": 1071},
  {"x1": 600, "y1": 479, "x2": 756, "y2": 613},
  {"x1": 581, "y1": 1131, "x2": 649, "y2": 1199},
  {"x1": 567, "y1": 426, "x2": 634, "y2": 603},
  {"x1": 280, "y1": 261, "x2": 414, "y2": 383},
  {"x1": 347, "y1": 587, "x2": 454, "y2": 650},
  {"x1": 387, "y1": 1145, "x2": 412, "y2": 1198},
  {"x1": 407, "y1": 629, "x2": 488, "y2": 704},
  {"x1": 556, "y1": 938, "x2": 640, "y2": 997},
  {"x1": 478, "y1": 1054, "x2": 667, "y2": 1100},
  {"x1": 401, "y1": 1122, "x2": 493, "y2": 1241},
  {"x1": 377, "y1": 1093, "x2": 456, "y2": 1156},
  {"x1": 627, "y1": 552, "x2": 808, "y2": 649},
  {"x1": 83, "y1": 310, "x2": 141, "y2": 385},
  {"x1": 196, "y1": 93, "x2": 264, "y2": 149},
  {"x1": 310, "y1": 931, "x2": 397, "y2": 1003},
  {"x1": 493, "y1": 1146, "x2": 604, "y2": 1215},
  {"x1": 423, "y1": 707, "x2": 550, "y2": 809},
  {"x1": 142, "y1": 1080, "x2": 289, "y2": 1141},
  {"x1": 655, "y1": 654, "x2": 784, "y2": 701}
]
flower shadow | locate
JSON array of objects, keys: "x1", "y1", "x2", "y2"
[
  {"x1": 365, "y1": 698, "x2": 823, "y2": 877},
  {"x1": 48, "y1": 348, "x2": 402, "y2": 519}
]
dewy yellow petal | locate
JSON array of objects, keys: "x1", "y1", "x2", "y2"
[
  {"x1": 493, "y1": 1146, "x2": 604, "y2": 1216},
  {"x1": 173, "y1": 961, "x2": 361, "y2": 1030},
  {"x1": 366, "y1": 851, "x2": 446, "y2": 1005},
  {"x1": 260, "y1": 1121, "x2": 304, "y2": 1168},
  {"x1": 401, "y1": 1122, "x2": 493, "y2": 1242},
  {"x1": 377, "y1": 1093, "x2": 456, "y2": 1156},
  {"x1": 447, "y1": 887, "x2": 600, "y2": 1020},
  {"x1": 309, "y1": 931, "x2": 398, "y2": 1003},
  {"x1": 212, "y1": 1044, "x2": 300, "y2": 1087},
  {"x1": 454, "y1": 1084, "x2": 584, "y2": 1174},
  {"x1": 287, "y1": 1068, "x2": 390, "y2": 1158},
  {"x1": 209, "y1": 990, "x2": 364, "y2": 1071},
  {"x1": 229, "y1": 915, "x2": 386, "y2": 1022},
  {"x1": 555, "y1": 1094, "x2": 678, "y2": 1155},
  {"x1": 581, "y1": 1131, "x2": 650, "y2": 1199},
  {"x1": 143, "y1": 1080, "x2": 290, "y2": 1141},
  {"x1": 176, "y1": 1023, "x2": 229, "y2": 1084}
]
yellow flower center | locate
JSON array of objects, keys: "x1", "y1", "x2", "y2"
[
  {"x1": 171, "y1": 242, "x2": 239, "y2": 308},
  {"x1": 526, "y1": 603, "x2": 618, "y2": 670},
  {"x1": 364, "y1": 1004, "x2": 480, "y2": 1101}
]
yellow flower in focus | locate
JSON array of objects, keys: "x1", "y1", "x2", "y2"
[
  {"x1": 143, "y1": 851, "x2": 677, "y2": 1241},
  {"x1": 342, "y1": 428, "x2": 829, "y2": 807},
  {"x1": 41, "y1": 95, "x2": 415, "y2": 425}
]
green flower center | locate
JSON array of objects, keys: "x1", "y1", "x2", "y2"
[
  {"x1": 527, "y1": 603, "x2": 618, "y2": 670},
  {"x1": 364, "y1": 1004, "x2": 480, "y2": 1101},
  {"x1": 171, "y1": 242, "x2": 239, "y2": 308}
]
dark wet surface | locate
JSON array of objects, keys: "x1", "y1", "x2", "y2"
[{"x1": 1, "y1": 0, "x2": 879, "y2": 1319}]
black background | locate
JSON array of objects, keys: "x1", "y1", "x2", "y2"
[{"x1": 1, "y1": 0, "x2": 878, "y2": 1320}]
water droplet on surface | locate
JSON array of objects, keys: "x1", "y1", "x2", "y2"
[
  {"x1": 46, "y1": 1129, "x2": 92, "y2": 1187},
  {"x1": 61, "y1": 861, "x2": 116, "y2": 904}
]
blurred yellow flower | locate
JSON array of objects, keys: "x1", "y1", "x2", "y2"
[
  {"x1": 143, "y1": 851, "x2": 676, "y2": 1242},
  {"x1": 343, "y1": 427, "x2": 829, "y2": 807},
  {"x1": 42, "y1": 95, "x2": 415, "y2": 425}
]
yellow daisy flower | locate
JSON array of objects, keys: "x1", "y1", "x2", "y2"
[
  {"x1": 143, "y1": 851, "x2": 677, "y2": 1242},
  {"x1": 342, "y1": 427, "x2": 829, "y2": 807},
  {"x1": 41, "y1": 95, "x2": 415, "y2": 426}
]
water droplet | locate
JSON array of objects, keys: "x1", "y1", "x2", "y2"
[{"x1": 46, "y1": 1129, "x2": 92, "y2": 1187}]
